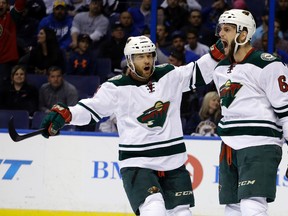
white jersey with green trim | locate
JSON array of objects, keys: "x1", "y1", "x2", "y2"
[
  {"x1": 69, "y1": 54, "x2": 217, "y2": 170},
  {"x1": 195, "y1": 49, "x2": 288, "y2": 150}
]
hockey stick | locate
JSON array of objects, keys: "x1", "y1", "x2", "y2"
[{"x1": 8, "y1": 117, "x2": 45, "y2": 142}]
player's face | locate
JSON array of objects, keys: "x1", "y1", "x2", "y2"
[
  {"x1": 133, "y1": 53, "x2": 154, "y2": 79},
  {"x1": 218, "y1": 23, "x2": 237, "y2": 56}
]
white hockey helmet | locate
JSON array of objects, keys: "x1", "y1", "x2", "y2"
[
  {"x1": 124, "y1": 36, "x2": 157, "y2": 78},
  {"x1": 216, "y1": 9, "x2": 256, "y2": 53}
]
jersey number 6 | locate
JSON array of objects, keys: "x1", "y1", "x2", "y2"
[{"x1": 278, "y1": 75, "x2": 288, "y2": 92}]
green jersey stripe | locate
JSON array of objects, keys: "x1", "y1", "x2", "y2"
[
  {"x1": 217, "y1": 126, "x2": 282, "y2": 138},
  {"x1": 119, "y1": 142, "x2": 186, "y2": 160},
  {"x1": 274, "y1": 110, "x2": 288, "y2": 119},
  {"x1": 219, "y1": 120, "x2": 282, "y2": 129},
  {"x1": 272, "y1": 104, "x2": 288, "y2": 111},
  {"x1": 119, "y1": 137, "x2": 183, "y2": 148}
]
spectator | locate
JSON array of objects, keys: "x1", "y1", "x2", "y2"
[
  {"x1": 163, "y1": 0, "x2": 189, "y2": 34},
  {"x1": 184, "y1": 91, "x2": 221, "y2": 136},
  {"x1": 67, "y1": 34, "x2": 94, "y2": 75},
  {"x1": 184, "y1": 28, "x2": 209, "y2": 57},
  {"x1": 232, "y1": 0, "x2": 247, "y2": 9},
  {"x1": 98, "y1": 21, "x2": 127, "y2": 73},
  {"x1": 39, "y1": 66, "x2": 78, "y2": 113},
  {"x1": 0, "y1": 65, "x2": 39, "y2": 116},
  {"x1": 161, "y1": 0, "x2": 202, "y2": 11},
  {"x1": 65, "y1": 0, "x2": 89, "y2": 17},
  {"x1": 201, "y1": 0, "x2": 230, "y2": 46},
  {"x1": 38, "y1": 0, "x2": 73, "y2": 51},
  {"x1": 26, "y1": 0, "x2": 46, "y2": 21},
  {"x1": 252, "y1": 9, "x2": 284, "y2": 44},
  {"x1": 157, "y1": 6, "x2": 165, "y2": 25},
  {"x1": 0, "y1": 0, "x2": 26, "y2": 93},
  {"x1": 16, "y1": 7, "x2": 39, "y2": 58},
  {"x1": 253, "y1": 19, "x2": 288, "y2": 54},
  {"x1": 26, "y1": 27, "x2": 66, "y2": 74},
  {"x1": 156, "y1": 24, "x2": 171, "y2": 57},
  {"x1": 168, "y1": 48, "x2": 185, "y2": 66},
  {"x1": 127, "y1": 0, "x2": 151, "y2": 33},
  {"x1": 256, "y1": 31, "x2": 288, "y2": 63},
  {"x1": 170, "y1": 30, "x2": 200, "y2": 64},
  {"x1": 70, "y1": 0, "x2": 109, "y2": 50},
  {"x1": 276, "y1": 0, "x2": 288, "y2": 40},
  {"x1": 118, "y1": 10, "x2": 141, "y2": 38},
  {"x1": 181, "y1": 9, "x2": 212, "y2": 46}
]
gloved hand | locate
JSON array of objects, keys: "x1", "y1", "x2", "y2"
[
  {"x1": 209, "y1": 39, "x2": 225, "y2": 61},
  {"x1": 40, "y1": 103, "x2": 72, "y2": 138}
]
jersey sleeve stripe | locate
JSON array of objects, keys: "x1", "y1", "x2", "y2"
[{"x1": 77, "y1": 102, "x2": 101, "y2": 121}]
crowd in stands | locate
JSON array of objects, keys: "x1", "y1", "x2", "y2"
[{"x1": 1, "y1": 0, "x2": 288, "y2": 135}]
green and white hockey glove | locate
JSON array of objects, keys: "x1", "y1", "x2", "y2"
[
  {"x1": 40, "y1": 103, "x2": 72, "y2": 138},
  {"x1": 209, "y1": 39, "x2": 225, "y2": 61}
]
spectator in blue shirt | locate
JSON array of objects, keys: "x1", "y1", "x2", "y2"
[
  {"x1": 127, "y1": 0, "x2": 151, "y2": 33},
  {"x1": 170, "y1": 30, "x2": 200, "y2": 64},
  {"x1": 38, "y1": 0, "x2": 73, "y2": 50}
]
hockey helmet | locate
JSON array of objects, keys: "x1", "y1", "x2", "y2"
[
  {"x1": 124, "y1": 36, "x2": 157, "y2": 77},
  {"x1": 216, "y1": 9, "x2": 256, "y2": 43}
]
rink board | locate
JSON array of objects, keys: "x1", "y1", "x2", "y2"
[{"x1": 0, "y1": 130, "x2": 287, "y2": 216}]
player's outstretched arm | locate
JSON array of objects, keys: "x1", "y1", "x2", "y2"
[{"x1": 40, "y1": 103, "x2": 72, "y2": 138}]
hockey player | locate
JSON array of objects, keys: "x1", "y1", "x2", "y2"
[
  {"x1": 39, "y1": 35, "x2": 224, "y2": 216},
  {"x1": 192, "y1": 9, "x2": 288, "y2": 215}
]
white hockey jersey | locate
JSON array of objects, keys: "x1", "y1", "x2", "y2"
[
  {"x1": 194, "y1": 49, "x2": 288, "y2": 150},
  {"x1": 69, "y1": 54, "x2": 217, "y2": 170}
]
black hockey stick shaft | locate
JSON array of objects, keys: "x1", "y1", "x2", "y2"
[{"x1": 8, "y1": 117, "x2": 45, "y2": 142}]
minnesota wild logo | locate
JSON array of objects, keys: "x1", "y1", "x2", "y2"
[
  {"x1": 219, "y1": 80, "x2": 242, "y2": 108},
  {"x1": 137, "y1": 101, "x2": 170, "y2": 127}
]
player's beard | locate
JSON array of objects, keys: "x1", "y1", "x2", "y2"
[{"x1": 228, "y1": 40, "x2": 236, "y2": 62}]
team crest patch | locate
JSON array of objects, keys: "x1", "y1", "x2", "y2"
[
  {"x1": 260, "y1": 53, "x2": 276, "y2": 61},
  {"x1": 219, "y1": 79, "x2": 242, "y2": 108},
  {"x1": 0, "y1": 24, "x2": 3, "y2": 37},
  {"x1": 137, "y1": 101, "x2": 170, "y2": 127}
]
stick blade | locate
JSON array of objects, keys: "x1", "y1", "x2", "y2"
[
  {"x1": 8, "y1": 117, "x2": 45, "y2": 142},
  {"x1": 8, "y1": 117, "x2": 22, "y2": 142}
]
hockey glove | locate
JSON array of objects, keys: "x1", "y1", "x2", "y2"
[
  {"x1": 40, "y1": 103, "x2": 72, "y2": 138},
  {"x1": 209, "y1": 39, "x2": 225, "y2": 61}
]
